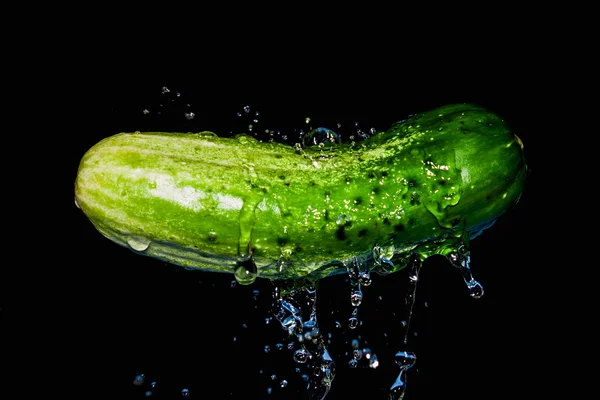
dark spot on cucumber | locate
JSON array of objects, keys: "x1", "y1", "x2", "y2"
[
  {"x1": 358, "y1": 229, "x2": 368, "y2": 237},
  {"x1": 284, "y1": 181, "x2": 291, "y2": 187},
  {"x1": 277, "y1": 237, "x2": 287, "y2": 246},
  {"x1": 279, "y1": 175, "x2": 286, "y2": 180},
  {"x1": 295, "y1": 246, "x2": 303, "y2": 252},
  {"x1": 438, "y1": 180, "x2": 446, "y2": 185},
  {"x1": 381, "y1": 171, "x2": 388, "y2": 177},
  {"x1": 324, "y1": 210, "x2": 330, "y2": 221},
  {"x1": 368, "y1": 171, "x2": 376, "y2": 179},
  {"x1": 336, "y1": 226, "x2": 347, "y2": 240},
  {"x1": 372, "y1": 186, "x2": 381, "y2": 195},
  {"x1": 310, "y1": 181, "x2": 316, "y2": 186},
  {"x1": 275, "y1": 154, "x2": 283, "y2": 158},
  {"x1": 354, "y1": 197, "x2": 363, "y2": 205},
  {"x1": 485, "y1": 194, "x2": 492, "y2": 200},
  {"x1": 408, "y1": 219, "x2": 415, "y2": 225},
  {"x1": 408, "y1": 180, "x2": 416, "y2": 187},
  {"x1": 383, "y1": 217, "x2": 391, "y2": 225},
  {"x1": 394, "y1": 224, "x2": 405, "y2": 232}
]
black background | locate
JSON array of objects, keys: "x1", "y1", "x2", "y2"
[{"x1": 6, "y1": 50, "x2": 550, "y2": 399}]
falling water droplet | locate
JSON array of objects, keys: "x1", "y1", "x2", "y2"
[
  {"x1": 389, "y1": 351, "x2": 417, "y2": 400},
  {"x1": 127, "y1": 236, "x2": 151, "y2": 251},
  {"x1": 350, "y1": 288, "x2": 363, "y2": 307},
  {"x1": 293, "y1": 347, "x2": 309, "y2": 363},
  {"x1": 133, "y1": 374, "x2": 146, "y2": 386}
]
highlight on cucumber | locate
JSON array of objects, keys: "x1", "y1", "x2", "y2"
[{"x1": 74, "y1": 103, "x2": 527, "y2": 288}]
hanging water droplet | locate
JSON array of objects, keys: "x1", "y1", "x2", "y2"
[
  {"x1": 234, "y1": 258, "x2": 258, "y2": 285},
  {"x1": 348, "y1": 359, "x2": 358, "y2": 368},
  {"x1": 74, "y1": 197, "x2": 80, "y2": 209},
  {"x1": 127, "y1": 236, "x2": 151, "y2": 251},
  {"x1": 466, "y1": 279, "x2": 484, "y2": 299},
  {"x1": 358, "y1": 271, "x2": 371, "y2": 286},
  {"x1": 181, "y1": 388, "x2": 190, "y2": 397},
  {"x1": 280, "y1": 380, "x2": 288, "y2": 388},
  {"x1": 447, "y1": 245, "x2": 484, "y2": 298}
]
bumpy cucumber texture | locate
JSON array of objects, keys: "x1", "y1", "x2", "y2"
[{"x1": 74, "y1": 103, "x2": 527, "y2": 283}]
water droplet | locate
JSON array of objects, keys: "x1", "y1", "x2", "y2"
[
  {"x1": 394, "y1": 351, "x2": 417, "y2": 369},
  {"x1": 351, "y1": 339, "x2": 360, "y2": 349},
  {"x1": 133, "y1": 374, "x2": 146, "y2": 386},
  {"x1": 142, "y1": 109, "x2": 150, "y2": 115},
  {"x1": 127, "y1": 236, "x2": 151, "y2": 251},
  {"x1": 447, "y1": 245, "x2": 484, "y2": 298},
  {"x1": 353, "y1": 348, "x2": 363, "y2": 360},
  {"x1": 280, "y1": 380, "x2": 288, "y2": 388},
  {"x1": 234, "y1": 258, "x2": 258, "y2": 285},
  {"x1": 348, "y1": 317, "x2": 359, "y2": 329},
  {"x1": 302, "y1": 127, "x2": 341, "y2": 147},
  {"x1": 181, "y1": 388, "x2": 189, "y2": 397},
  {"x1": 161, "y1": 86, "x2": 170, "y2": 94},
  {"x1": 74, "y1": 197, "x2": 80, "y2": 209},
  {"x1": 293, "y1": 348, "x2": 309, "y2": 363},
  {"x1": 264, "y1": 345, "x2": 271, "y2": 353},
  {"x1": 358, "y1": 271, "x2": 371, "y2": 286},
  {"x1": 466, "y1": 279, "x2": 484, "y2": 299},
  {"x1": 184, "y1": 112, "x2": 195, "y2": 120},
  {"x1": 348, "y1": 359, "x2": 358, "y2": 368},
  {"x1": 389, "y1": 352, "x2": 417, "y2": 400},
  {"x1": 350, "y1": 288, "x2": 363, "y2": 307}
]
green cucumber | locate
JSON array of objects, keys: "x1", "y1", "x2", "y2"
[{"x1": 74, "y1": 103, "x2": 527, "y2": 284}]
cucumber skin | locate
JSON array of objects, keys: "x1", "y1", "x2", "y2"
[{"x1": 74, "y1": 103, "x2": 527, "y2": 282}]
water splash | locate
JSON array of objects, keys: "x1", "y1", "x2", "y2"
[{"x1": 272, "y1": 285, "x2": 335, "y2": 400}]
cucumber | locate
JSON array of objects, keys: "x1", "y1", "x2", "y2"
[{"x1": 74, "y1": 103, "x2": 527, "y2": 284}]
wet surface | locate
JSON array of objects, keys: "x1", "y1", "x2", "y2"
[{"x1": 14, "y1": 74, "x2": 547, "y2": 399}]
